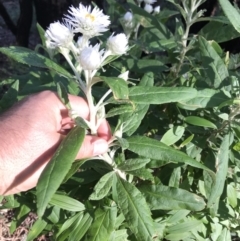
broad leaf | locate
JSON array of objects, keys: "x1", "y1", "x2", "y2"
[
  {"x1": 178, "y1": 89, "x2": 230, "y2": 110},
  {"x1": 89, "y1": 171, "x2": 115, "y2": 200},
  {"x1": 118, "y1": 158, "x2": 151, "y2": 171},
  {"x1": 129, "y1": 87, "x2": 197, "y2": 104},
  {"x1": 49, "y1": 193, "x2": 85, "y2": 212},
  {"x1": 100, "y1": 76, "x2": 128, "y2": 100},
  {"x1": 207, "y1": 134, "x2": 230, "y2": 207},
  {"x1": 166, "y1": 220, "x2": 202, "y2": 234},
  {"x1": 127, "y1": 136, "x2": 214, "y2": 172},
  {"x1": 198, "y1": 36, "x2": 229, "y2": 88},
  {"x1": 115, "y1": 176, "x2": 154, "y2": 241},
  {"x1": 0, "y1": 46, "x2": 73, "y2": 78},
  {"x1": 140, "y1": 184, "x2": 206, "y2": 211},
  {"x1": 85, "y1": 207, "x2": 117, "y2": 241},
  {"x1": 185, "y1": 116, "x2": 217, "y2": 129},
  {"x1": 36, "y1": 126, "x2": 85, "y2": 217},
  {"x1": 219, "y1": 0, "x2": 240, "y2": 33},
  {"x1": 161, "y1": 126, "x2": 185, "y2": 146}
]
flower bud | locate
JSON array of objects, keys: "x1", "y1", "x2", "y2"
[
  {"x1": 118, "y1": 71, "x2": 129, "y2": 81},
  {"x1": 144, "y1": 0, "x2": 156, "y2": 4},
  {"x1": 107, "y1": 33, "x2": 128, "y2": 55},
  {"x1": 144, "y1": 4, "x2": 153, "y2": 13},
  {"x1": 45, "y1": 21, "x2": 73, "y2": 48},
  {"x1": 79, "y1": 44, "x2": 102, "y2": 70},
  {"x1": 124, "y1": 11, "x2": 133, "y2": 22},
  {"x1": 154, "y1": 6, "x2": 160, "y2": 14}
]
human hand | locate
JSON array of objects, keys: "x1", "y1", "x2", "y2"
[{"x1": 0, "y1": 91, "x2": 111, "y2": 195}]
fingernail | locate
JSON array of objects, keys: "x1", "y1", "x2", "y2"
[{"x1": 93, "y1": 139, "x2": 108, "y2": 156}]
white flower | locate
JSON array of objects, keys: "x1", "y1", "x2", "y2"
[
  {"x1": 79, "y1": 44, "x2": 103, "y2": 70},
  {"x1": 45, "y1": 21, "x2": 73, "y2": 48},
  {"x1": 144, "y1": 4, "x2": 153, "y2": 13},
  {"x1": 118, "y1": 71, "x2": 129, "y2": 81},
  {"x1": 107, "y1": 33, "x2": 128, "y2": 55},
  {"x1": 123, "y1": 11, "x2": 133, "y2": 22},
  {"x1": 67, "y1": 3, "x2": 110, "y2": 37},
  {"x1": 154, "y1": 6, "x2": 160, "y2": 14},
  {"x1": 144, "y1": 0, "x2": 156, "y2": 4}
]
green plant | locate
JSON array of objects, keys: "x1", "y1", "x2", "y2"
[{"x1": 1, "y1": 0, "x2": 240, "y2": 240}]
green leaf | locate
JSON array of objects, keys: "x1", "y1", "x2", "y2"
[
  {"x1": 85, "y1": 207, "x2": 117, "y2": 241},
  {"x1": 56, "y1": 212, "x2": 83, "y2": 238},
  {"x1": 75, "y1": 116, "x2": 90, "y2": 129},
  {"x1": 207, "y1": 134, "x2": 230, "y2": 207},
  {"x1": 110, "y1": 229, "x2": 129, "y2": 241},
  {"x1": 89, "y1": 171, "x2": 115, "y2": 200},
  {"x1": 185, "y1": 116, "x2": 217, "y2": 129},
  {"x1": 120, "y1": 72, "x2": 153, "y2": 136},
  {"x1": 166, "y1": 220, "x2": 202, "y2": 234},
  {"x1": 26, "y1": 219, "x2": 47, "y2": 241},
  {"x1": 56, "y1": 81, "x2": 71, "y2": 109},
  {"x1": 127, "y1": 136, "x2": 214, "y2": 172},
  {"x1": 49, "y1": 193, "x2": 85, "y2": 212},
  {"x1": 199, "y1": 20, "x2": 240, "y2": 43},
  {"x1": 106, "y1": 105, "x2": 133, "y2": 118},
  {"x1": 126, "y1": 168, "x2": 154, "y2": 181},
  {"x1": 178, "y1": 89, "x2": 230, "y2": 110},
  {"x1": 119, "y1": 58, "x2": 167, "y2": 74},
  {"x1": 198, "y1": 36, "x2": 229, "y2": 88},
  {"x1": 227, "y1": 184, "x2": 237, "y2": 208},
  {"x1": 100, "y1": 76, "x2": 128, "y2": 100},
  {"x1": 115, "y1": 176, "x2": 154, "y2": 241},
  {"x1": 118, "y1": 158, "x2": 151, "y2": 171},
  {"x1": 161, "y1": 126, "x2": 185, "y2": 146},
  {"x1": 36, "y1": 126, "x2": 85, "y2": 217},
  {"x1": 0, "y1": 46, "x2": 73, "y2": 78},
  {"x1": 140, "y1": 184, "x2": 205, "y2": 211},
  {"x1": 36, "y1": 23, "x2": 46, "y2": 46},
  {"x1": 129, "y1": 87, "x2": 197, "y2": 104},
  {"x1": 219, "y1": 0, "x2": 240, "y2": 33},
  {"x1": 69, "y1": 212, "x2": 93, "y2": 240}
]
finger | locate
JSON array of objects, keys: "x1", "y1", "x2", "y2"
[
  {"x1": 76, "y1": 136, "x2": 109, "y2": 159},
  {"x1": 97, "y1": 119, "x2": 112, "y2": 141}
]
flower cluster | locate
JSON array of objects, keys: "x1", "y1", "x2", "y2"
[{"x1": 45, "y1": 3, "x2": 128, "y2": 76}]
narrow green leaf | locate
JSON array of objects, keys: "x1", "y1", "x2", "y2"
[
  {"x1": 49, "y1": 193, "x2": 85, "y2": 212},
  {"x1": 127, "y1": 136, "x2": 214, "y2": 171},
  {"x1": 36, "y1": 126, "x2": 85, "y2": 217},
  {"x1": 115, "y1": 176, "x2": 154, "y2": 241},
  {"x1": 89, "y1": 171, "x2": 115, "y2": 200},
  {"x1": 167, "y1": 210, "x2": 191, "y2": 225},
  {"x1": 129, "y1": 87, "x2": 197, "y2": 104},
  {"x1": 56, "y1": 81, "x2": 71, "y2": 109},
  {"x1": 86, "y1": 207, "x2": 117, "y2": 241},
  {"x1": 140, "y1": 184, "x2": 205, "y2": 211},
  {"x1": 36, "y1": 23, "x2": 46, "y2": 46},
  {"x1": 75, "y1": 116, "x2": 90, "y2": 129},
  {"x1": 118, "y1": 158, "x2": 151, "y2": 171},
  {"x1": 198, "y1": 36, "x2": 229, "y2": 88},
  {"x1": 179, "y1": 134, "x2": 194, "y2": 148},
  {"x1": 106, "y1": 105, "x2": 133, "y2": 118},
  {"x1": 161, "y1": 126, "x2": 185, "y2": 146},
  {"x1": 126, "y1": 168, "x2": 154, "y2": 181},
  {"x1": 100, "y1": 76, "x2": 128, "y2": 100},
  {"x1": 0, "y1": 46, "x2": 73, "y2": 78},
  {"x1": 227, "y1": 184, "x2": 238, "y2": 208},
  {"x1": 178, "y1": 89, "x2": 230, "y2": 110},
  {"x1": 219, "y1": 0, "x2": 240, "y2": 33},
  {"x1": 26, "y1": 219, "x2": 47, "y2": 241},
  {"x1": 185, "y1": 116, "x2": 217, "y2": 129},
  {"x1": 207, "y1": 134, "x2": 230, "y2": 207},
  {"x1": 69, "y1": 212, "x2": 93, "y2": 240}
]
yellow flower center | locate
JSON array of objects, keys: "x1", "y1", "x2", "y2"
[{"x1": 85, "y1": 13, "x2": 95, "y2": 22}]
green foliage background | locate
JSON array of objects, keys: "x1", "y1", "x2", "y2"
[{"x1": 1, "y1": 0, "x2": 240, "y2": 240}]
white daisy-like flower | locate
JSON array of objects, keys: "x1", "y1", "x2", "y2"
[
  {"x1": 144, "y1": 0, "x2": 156, "y2": 4},
  {"x1": 144, "y1": 4, "x2": 153, "y2": 13},
  {"x1": 154, "y1": 6, "x2": 160, "y2": 14},
  {"x1": 107, "y1": 33, "x2": 128, "y2": 55},
  {"x1": 79, "y1": 44, "x2": 103, "y2": 70},
  {"x1": 67, "y1": 3, "x2": 110, "y2": 37},
  {"x1": 45, "y1": 21, "x2": 74, "y2": 48}
]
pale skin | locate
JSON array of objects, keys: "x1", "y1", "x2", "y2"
[{"x1": 0, "y1": 91, "x2": 111, "y2": 196}]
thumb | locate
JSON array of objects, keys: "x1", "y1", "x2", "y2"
[{"x1": 76, "y1": 136, "x2": 109, "y2": 159}]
